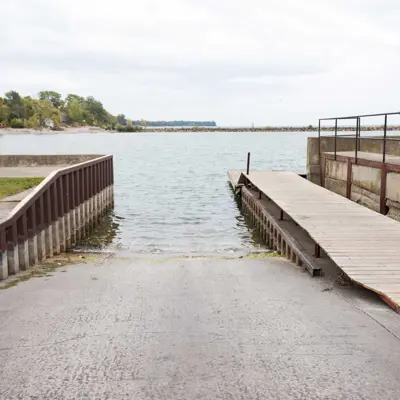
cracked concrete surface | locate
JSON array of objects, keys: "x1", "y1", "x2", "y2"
[{"x1": 0, "y1": 256, "x2": 400, "y2": 399}]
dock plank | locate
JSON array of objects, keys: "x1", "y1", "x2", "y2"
[
  {"x1": 243, "y1": 171, "x2": 400, "y2": 309},
  {"x1": 227, "y1": 170, "x2": 245, "y2": 192}
]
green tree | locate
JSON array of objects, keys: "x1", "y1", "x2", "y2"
[
  {"x1": 106, "y1": 113, "x2": 117, "y2": 129},
  {"x1": 23, "y1": 96, "x2": 36, "y2": 119},
  {"x1": 117, "y1": 114, "x2": 127, "y2": 125},
  {"x1": 4, "y1": 90, "x2": 26, "y2": 120},
  {"x1": 67, "y1": 98, "x2": 84, "y2": 123},
  {"x1": 39, "y1": 91, "x2": 63, "y2": 108},
  {"x1": 23, "y1": 97, "x2": 61, "y2": 128},
  {"x1": 10, "y1": 118, "x2": 25, "y2": 128},
  {"x1": 0, "y1": 98, "x2": 9, "y2": 124},
  {"x1": 65, "y1": 94, "x2": 85, "y2": 107},
  {"x1": 84, "y1": 96, "x2": 107, "y2": 125},
  {"x1": 0, "y1": 89, "x2": 127, "y2": 129},
  {"x1": 38, "y1": 99, "x2": 61, "y2": 125}
]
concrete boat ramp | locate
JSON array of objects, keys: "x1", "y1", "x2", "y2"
[
  {"x1": 2, "y1": 255, "x2": 400, "y2": 398},
  {"x1": 229, "y1": 170, "x2": 400, "y2": 312},
  {"x1": 1, "y1": 162, "x2": 400, "y2": 398}
]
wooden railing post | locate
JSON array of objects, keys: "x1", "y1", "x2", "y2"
[
  {"x1": 62, "y1": 174, "x2": 71, "y2": 249},
  {"x1": 80, "y1": 168, "x2": 86, "y2": 238},
  {"x1": 73, "y1": 171, "x2": 81, "y2": 242},
  {"x1": 44, "y1": 189, "x2": 53, "y2": 257},
  {"x1": 0, "y1": 229, "x2": 7, "y2": 279},
  {"x1": 57, "y1": 177, "x2": 66, "y2": 252},
  {"x1": 380, "y1": 165, "x2": 388, "y2": 215},
  {"x1": 94, "y1": 163, "x2": 100, "y2": 223},
  {"x1": 69, "y1": 172, "x2": 76, "y2": 245},
  {"x1": 27, "y1": 204, "x2": 38, "y2": 265},
  {"x1": 89, "y1": 165, "x2": 94, "y2": 227},
  {"x1": 17, "y1": 214, "x2": 29, "y2": 270},
  {"x1": 6, "y1": 222, "x2": 19, "y2": 274},
  {"x1": 50, "y1": 183, "x2": 60, "y2": 254},
  {"x1": 85, "y1": 167, "x2": 90, "y2": 231},
  {"x1": 36, "y1": 195, "x2": 46, "y2": 261}
]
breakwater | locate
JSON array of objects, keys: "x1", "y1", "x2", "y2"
[{"x1": 144, "y1": 125, "x2": 400, "y2": 133}]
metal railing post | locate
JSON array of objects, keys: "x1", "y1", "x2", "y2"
[
  {"x1": 334, "y1": 119, "x2": 338, "y2": 160},
  {"x1": 318, "y1": 119, "x2": 321, "y2": 161},
  {"x1": 355, "y1": 117, "x2": 359, "y2": 164},
  {"x1": 246, "y1": 152, "x2": 250, "y2": 175},
  {"x1": 383, "y1": 114, "x2": 387, "y2": 163},
  {"x1": 318, "y1": 111, "x2": 400, "y2": 169}
]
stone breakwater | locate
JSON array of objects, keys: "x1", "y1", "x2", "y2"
[{"x1": 143, "y1": 125, "x2": 400, "y2": 133}]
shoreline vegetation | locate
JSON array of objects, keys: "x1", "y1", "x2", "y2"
[{"x1": 0, "y1": 89, "x2": 216, "y2": 132}]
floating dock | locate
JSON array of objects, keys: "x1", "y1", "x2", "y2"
[{"x1": 229, "y1": 170, "x2": 400, "y2": 311}]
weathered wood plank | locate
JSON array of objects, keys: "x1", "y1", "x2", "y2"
[
  {"x1": 227, "y1": 170, "x2": 244, "y2": 191},
  {"x1": 244, "y1": 170, "x2": 400, "y2": 310}
]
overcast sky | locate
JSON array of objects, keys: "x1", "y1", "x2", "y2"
[{"x1": 1, "y1": 0, "x2": 400, "y2": 125}]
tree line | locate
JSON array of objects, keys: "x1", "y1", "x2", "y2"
[
  {"x1": 0, "y1": 90, "x2": 217, "y2": 132},
  {"x1": 0, "y1": 90, "x2": 139, "y2": 131}
]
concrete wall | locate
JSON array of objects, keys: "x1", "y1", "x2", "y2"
[
  {"x1": 323, "y1": 158, "x2": 400, "y2": 219},
  {"x1": 307, "y1": 136, "x2": 400, "y2": 185},
  {"x1": 0, "y1": 155, "x2": 101, "y2": 167},
  {"x1": 386, "y1": 173, "x2": 400, "y2": 220},
  {"x1": 307, "y1": 136, "x2": 400, "y2": 220}
]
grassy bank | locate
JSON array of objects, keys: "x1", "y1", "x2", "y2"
[{"x1": 0, "y1": 177, "x2": 43, "y2": 199}]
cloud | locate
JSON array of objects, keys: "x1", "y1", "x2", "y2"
[{"x1": 0, "y1": 0, "x2": 399, "y2": 124}]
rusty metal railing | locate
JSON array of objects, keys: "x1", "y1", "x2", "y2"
[{"x1": 318, "y1": 111, "x2": 400, "y2": 164}]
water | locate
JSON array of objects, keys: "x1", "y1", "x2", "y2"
[{"x1": 0, "y1": 131, "x2": 313, "y2": 256}]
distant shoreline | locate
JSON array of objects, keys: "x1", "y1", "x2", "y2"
[
  {"x1": 142, "y1": 125, "x2": 400, "y2": 133},
  {"x1": 1, "y1": 125, "x2": 400, "y2": 134}
]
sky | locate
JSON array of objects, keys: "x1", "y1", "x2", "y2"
[{"x1": 1, "y1": 0, "x2": 400, "y2": 126}]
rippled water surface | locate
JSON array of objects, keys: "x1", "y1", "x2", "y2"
[{"x1": 0, "y1": 131, "x2": 313, "y2": 256}]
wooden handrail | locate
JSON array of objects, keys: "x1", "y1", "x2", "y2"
[{"x1": 0, "y1": 155, "x2": 114, "y2": 257}]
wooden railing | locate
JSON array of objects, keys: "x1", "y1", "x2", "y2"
[{"x1": 0, "y1": 155, "x2": 114, "y2": 279}]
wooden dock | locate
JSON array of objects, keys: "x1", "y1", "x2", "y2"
[
  {"x1": 227, "y1": 170, "x2": 245, "y2": 194},
  {"x1": 230, "y1": 170, "x2": 400, "y2": 310}
]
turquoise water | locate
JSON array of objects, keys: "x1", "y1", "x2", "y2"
[{"x1": 0, "y1": 131, "x2": 313, "y2": 256}]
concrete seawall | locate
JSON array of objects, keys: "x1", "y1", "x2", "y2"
[
  {"x1": 0, "y1": 155, "x2": 114, "y2": 280},
  {"x1": 0, "y1": 154, "x2": 101, "y2": 168},
  {"x1": 322, "y1": 155, "x2": 400, "y2": 220},
  {"x1": 307, "y1": 136, "x2": 400, "y2": 221}
]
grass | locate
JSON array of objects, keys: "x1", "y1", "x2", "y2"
[{"x1": 0, "y1": 177, "x2": 44, "y2": 199}]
